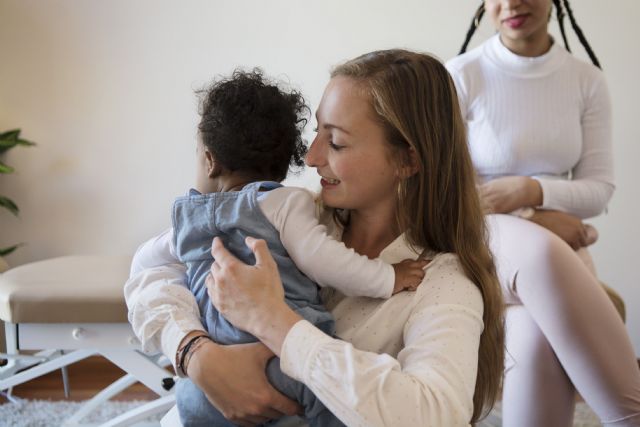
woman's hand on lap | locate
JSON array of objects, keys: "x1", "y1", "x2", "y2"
[
  {"x1": 529, "y1": 210, "x2": 592, "y2": 250},
  {"x1": 480, "y1": 176, "x2": 542, "y2": 214},
  {"x1": 187, "y1": 340, "x2": 301, "y2": 426}
]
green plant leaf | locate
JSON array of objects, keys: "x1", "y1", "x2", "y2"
[
  {"x1": 0, "y1": 244, "x2": 22, "y2": 257},
  {"x1": 0, "y1": 129, "x2": 21, "y2": 140},
  {"x1": 0, "y1": 128, "x2": 35, "y2": 154},
  {"x1": 0, "y1": 138, "x2": 33, "y2": 147},
  {"x1": 0, "y1": 141, "x2": 18, "y2": 154},
  {"x1": 0, "y1": 196, "x2": 19, "y2": 215},
  {"x1": 0, "y1": 138, "x2": 35, "y2": 154},
  {"x1": 0, "y1": 160, "x2": 15, "y2": 174},
  {"x1": 15, "y1": 138, "x2": 36, "y2": 146},
  {"x1": 0, "y1": 139, "x2": 17, "y2": 147}
]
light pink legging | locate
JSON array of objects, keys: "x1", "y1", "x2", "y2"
[{"x1": 487, "y1": 214, "x2": 640, "y2": 426}]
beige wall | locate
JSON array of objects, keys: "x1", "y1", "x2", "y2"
[{"x1": 1, "y1": 0, "x2": 638, "y2": 353}]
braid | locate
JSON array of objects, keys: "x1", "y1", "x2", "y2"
[
  {"x1": 562, "y1": 0, "x2": 601, "y2": 68},
  {"x1": 459, "y1": 3, "x2": 485, "y2": 54},
  {"x1": 552, "y1": 0, "x2": 571, "y2": 52}
]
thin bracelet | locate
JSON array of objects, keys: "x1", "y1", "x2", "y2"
[
  {"x1": 177, "y1": 334, "x2": 209, "y2": 376},
  {"x1": 182, "y1": 335, "x2": 213, "y2": 376}
]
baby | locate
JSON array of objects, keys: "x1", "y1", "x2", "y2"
[{"x1": 172, "y1": 69, "x2": 426, "y2": 426}]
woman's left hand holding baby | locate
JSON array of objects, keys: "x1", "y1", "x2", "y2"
[{"x1": 207, "y1": 236, "x2": 303, "y2": 357}]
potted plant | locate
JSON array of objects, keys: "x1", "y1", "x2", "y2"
[{"x1": 1, "y1": 128, "x2": 35, "y2": 271}]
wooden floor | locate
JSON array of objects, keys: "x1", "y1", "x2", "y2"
[
  {"x1": 1, "y1": 356, "x2": 639, "y2": 405},
  {"x1": 0, "y1": 356, "x2": 163, "y2": 403}
]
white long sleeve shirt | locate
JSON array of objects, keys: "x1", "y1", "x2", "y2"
[
  {"x1": 446, "y1": 35, "x2": 614, "y2": 219},
  {"x1": 125, "y1": 190, "x2": 484, "y2": 426}
]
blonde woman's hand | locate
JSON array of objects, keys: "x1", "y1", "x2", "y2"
[
  {"x1": 207, "y1": 236, "x2": 302, "y2": 355},
  {"x1": 479, "y1": 176, "x2": 542, "y2": 214},
  {"x1": 187, "y1": 340, "x2": 301, "y2": 426}
]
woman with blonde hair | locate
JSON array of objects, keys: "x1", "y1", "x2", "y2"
[{"x1": 126, "y1": 49, "x2": 504, "y2": 426}]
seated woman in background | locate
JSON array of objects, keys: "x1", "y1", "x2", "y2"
[
  {"x1": 446, "y1": 0, "x2": 640, "y2": 425},
  {"x1": 126, "y1": 49, "x2": 505, "y2": 426}
]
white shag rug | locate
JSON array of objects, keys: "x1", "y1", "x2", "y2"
[
  {"x1": 0, "y1": 398, "x2": 602, "y2": 427},
  {"x1": 0, "y1": 399, "x2": 162, "y2": 427},
  {"x1": 479, "y1": 401, "x2": 602, "y2": 427}
]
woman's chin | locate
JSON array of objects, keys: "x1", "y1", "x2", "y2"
[
  {"x1": 320, "y1": 193, "x2": 346, "y2": 210},
  {"x1": 321, "y1": 196, "x2": 337, "y2": 209}
]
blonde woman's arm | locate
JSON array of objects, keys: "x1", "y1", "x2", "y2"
[
  {"x1": 125, "y1": 228, "x2": 203, "y2": 360},
  {"x1": 124, "y1": 229, "x2": 301, "y2": 424},
  {"x1": 210, "y1": 238, "x2": 483, "y2": 426}
]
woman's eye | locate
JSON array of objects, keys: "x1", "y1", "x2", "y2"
[{"x1": 329, "y1": 141, "x2": 344, "y2": 151}]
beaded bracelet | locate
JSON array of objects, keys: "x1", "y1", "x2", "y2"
[{"x1": 177, "y1": 334, "x2": 210, "y2": 376}]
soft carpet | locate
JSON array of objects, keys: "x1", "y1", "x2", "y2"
[
  {"x1": 479, "y1": 401, "x2": 602, "y2": 427},
  {"x1": 0, "y1": 399, "x2": 162, "y2": 427},
  {"x1": 0, "y1": 399, "x2": 601, "y2": 426}
]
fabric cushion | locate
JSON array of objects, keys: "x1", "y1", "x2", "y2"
[{"x1": 0, "y1": 255, "x2": 131, "y2": 323}]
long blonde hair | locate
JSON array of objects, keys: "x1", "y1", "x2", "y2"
[{"x1": 332, "y1": 49, "x2": 504, "y2": 423}]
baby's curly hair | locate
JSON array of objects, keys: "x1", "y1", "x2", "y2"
[{"x1": 197, "y1": 69, "x2": 309, "y2": 182}]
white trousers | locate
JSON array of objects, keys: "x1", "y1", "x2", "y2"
[{"x1": 487, "y1": 214, "x2": 640, "y2": 426}]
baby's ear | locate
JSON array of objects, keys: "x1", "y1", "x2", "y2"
[{"x1": 205, "y1": 149, "x2": 223, "y2": 178}]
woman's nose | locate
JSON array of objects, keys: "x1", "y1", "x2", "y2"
[
  {"x1": 502, "y1": 0, "x2": 522, "y2": 10},
  {"x1": 305, "y1": 136, "x2": 326, "y2": 167}
]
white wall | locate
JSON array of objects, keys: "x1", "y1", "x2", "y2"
[{"x1": 1, "y1": 0, "x2": 638, "y2": 353}]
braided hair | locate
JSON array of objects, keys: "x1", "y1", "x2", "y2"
[
  {"x1": 459, "y1": 3, "x2": 485, "y2": 55},
  {"x1": 458, "y1": 0, "x2": 601, "y2": 69}
]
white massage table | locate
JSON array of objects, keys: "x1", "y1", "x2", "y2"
[{"x1": 0, "y1": 255, "x2": 175, "y2": 426}]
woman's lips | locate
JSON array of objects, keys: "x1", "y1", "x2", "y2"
[
  {"x1": 320, "y1": 177, "x2": 340, "y2": 188},
  {"x1": 504, "y1": 14, "x2": 528, "y2": 29}
]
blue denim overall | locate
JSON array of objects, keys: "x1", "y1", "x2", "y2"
[{"x1": 172, "y1": 181, "x2": 343, "y2": 427}]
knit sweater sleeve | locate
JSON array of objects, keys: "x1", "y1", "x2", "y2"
[{"x1": 533, "y1": 71, "x2": 615, "y2": 218}]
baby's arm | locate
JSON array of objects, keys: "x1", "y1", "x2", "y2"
[{"x1": 260, "y1": 187, "x2": 425, "y2": 298}]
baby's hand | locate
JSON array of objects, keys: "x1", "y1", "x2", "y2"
[{"x1": 392, "y1": 258, "x2": 430, "y2": 294}]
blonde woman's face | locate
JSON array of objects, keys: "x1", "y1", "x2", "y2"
[
  {"x1": 306, "y1": 76, "x2": 400, "y2": 214},
  {"x1": 485, "y1": 0, "x2": 552, "y2": 50}
]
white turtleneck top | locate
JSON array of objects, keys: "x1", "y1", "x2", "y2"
[{"x1": 446, "y1": 34, "x2": 614, "y2": 219}]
